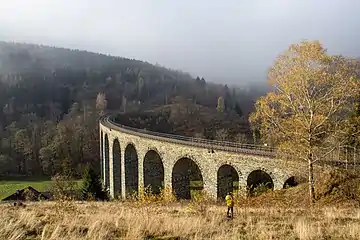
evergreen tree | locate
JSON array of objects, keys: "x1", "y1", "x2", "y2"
[
  {"x1": 81, "y1": 166, "x2": 108, "y2": 201},
  {"x1": 234, "y1": 103, "x2": 243, "y2": 117}
]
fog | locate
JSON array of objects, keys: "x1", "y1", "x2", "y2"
[{"x1": 0, "y1": 0, "x2": 359, "y2": 84}]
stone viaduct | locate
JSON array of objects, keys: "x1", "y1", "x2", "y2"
[{"x1": 99, "y1": 115, "x2": 301, "y2": 200}]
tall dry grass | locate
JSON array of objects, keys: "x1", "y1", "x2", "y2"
[
  {"x1": 0, "y1": 201, "x2": 360, "y2": 240},
  {"x1": 1, "y1": 168, "x2": 359, "y2": 239}
]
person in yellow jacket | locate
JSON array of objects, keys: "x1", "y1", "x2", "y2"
[{"x1": 225, "y1": 192, "x2": 234, "y2": 218}]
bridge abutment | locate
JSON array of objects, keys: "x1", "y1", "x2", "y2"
[
  {"x1": 108, "y1": 139, "x2": 114, "y2": 198},
  {"x1": 99, "y1": 130, "x2": 103, "y2": 185},
  {"x1": 120, "y1": 144, "x2": 126, "y2": 199}
]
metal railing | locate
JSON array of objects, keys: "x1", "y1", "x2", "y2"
[{"x1": 100, "y1": 115, "x2": 276, "y2": 158}]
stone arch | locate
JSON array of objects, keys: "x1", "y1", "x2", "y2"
[
  {"x1": 173, "y1": 154, "x2": 205, "y2": 174},
  {"x1": 125, "y1": 143, "x2": 139, "y2": 197},
  {"x1": 104, "y1": 133, "x2": 110, "y2": 189},
  {"x1": 172, "y1": 157, "x2": 204, "y2": 200},
  {"x1": 143, "y1": 150, "x2": 164, "y2": 194},
  {"x1": 112, "y1": 138, "x2": 121, "y2": 197},
  {"x1": 247, "y1": 169, "x2": 274, "y2": 196},
  {"x1": 283, "y1": 176, "x2": 298, "y2": 189},
  {"x1": 217, "y1": 164, "x2": 239, "y2": 199}
]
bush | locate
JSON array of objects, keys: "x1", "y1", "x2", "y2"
[
  {"x1": 248, "y1": 183, "x2": 273, "y2": 197},
  {"x1": 81, "y1": 167, "x2": 109, "y2": 201},
  {"x1": 50, "y1": 173, "x2": 77, "y2": 200},
  {"x1": 159, "y1": 185, "x2": 176, "y2": 203},
  {"x1": 188, "y1": 190, "x2": 213, "y2": 216},
  {"x1": 315, "y1": 168, "x2": 360, "y2": 205}
]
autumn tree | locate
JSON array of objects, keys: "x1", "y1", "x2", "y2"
[
  {"x1": 344, "y1": 102, "x2": 360, "y2": 147},
  {"x1": 217, "y1": 96, "x2": 225, "y2": 113},
  {"x1": 249, "y1": 40, "x2": 360, "y2": 203}
]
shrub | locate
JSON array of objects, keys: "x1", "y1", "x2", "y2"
[
  {"x1": 138, "y1": 186, "x2": 159, "y2": 203},
  {"x1": 159, "y1": 185, "x2": 176, "y2": 203},
  {"x1": 188, "y1": 190, "x2": 213, "y2": 216},
  {"x1": 50, "y1": 173, "x2": 77, "y2": 201},
  {"x1": 248, "y1": 183, "x2": 273, "y2": 197}
]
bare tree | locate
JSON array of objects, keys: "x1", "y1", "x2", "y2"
[
  {"x1": 95, "y1": 92, "x2": 107, "y2": 116},
  {"x1": 216, "y1": 129, "x2": 228, "y2": 141},
  {"x1": 194, "y1": 132, "x2": 204, "y2": 139},
  {"x1": 234, "y1": 133, "x2": 248, "y2": 144}
]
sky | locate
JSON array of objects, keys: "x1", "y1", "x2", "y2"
[{"x1": 0, "y1": 0, "x2": 360, "y2": 85}]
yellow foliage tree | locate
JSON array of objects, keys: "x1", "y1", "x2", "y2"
[
  {"x1": 217, "y1": 96, "x2": 225, "y2": 113},
  {"x1": 249, "y1": 40, "x2": 360, "y2": 203}
]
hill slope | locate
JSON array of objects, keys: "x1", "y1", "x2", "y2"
[
  {"x1": 116, "y1": 102, "x2": 251, "y2": 141},
  {"x1": 0, "y1": 42, "x2": 268, "y2": 114},
  {"x1": 0, "y1": 42, "x2": 267, "y2": 177}
]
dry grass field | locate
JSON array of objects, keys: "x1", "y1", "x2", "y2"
[
  {"x1": 0, "y1": 201, "x2": 360, "y2": 240},
  {"x1": 0, "y1": 168, "x2": 359, "y2": 240}
]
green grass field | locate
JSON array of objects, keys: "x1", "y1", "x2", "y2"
[
  {"x1": 0, "y1": 179, "x2": 236, "y2": 200},
  {"x1": 0, "y1": 178, "x2": 83, "y2": 200}
]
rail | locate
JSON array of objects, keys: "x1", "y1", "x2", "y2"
[{"x1": 100, "y1": 114, "x2": 277, "y2": 158}]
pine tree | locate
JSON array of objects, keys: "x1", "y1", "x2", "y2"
[
  {"x1": 234, "y1": 103, "x2": 243, "y2": 117},
  {"x1": 81, "y1": 166, "x2": 108, "y2": 201}
]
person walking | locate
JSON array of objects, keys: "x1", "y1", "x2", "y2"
[{"x1": 225, "y1": 192, "x2": 234, "y2": 218}]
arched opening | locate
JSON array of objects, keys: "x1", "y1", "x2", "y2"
[
  {"x1": 283, "y1": 176, "x2": 298, "y2": 189},
  {"x1": 172, "y1": 157, "x2": 203, "y2": 200},
  {"x1": 247, "y1": 170, "x2": 274, "y2": 196},
  {"x1": 104, "y1": 134, "x2": 110, "y2": 189},
  {"x1": 125, "y1": 144, "x2": 139, "y2": 197},
  {"x1": 143, "y1": 150, "x2": 164, "y2": 195},
  {"x1": 217, "y1": 164, "x2": 239, "y2": 199},
  {"x1": 112, "y1": 139, "x2": 121, "y2": 197}
]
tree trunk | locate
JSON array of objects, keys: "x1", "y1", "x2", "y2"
[{"x1": 308, "y1": 154, "x2": 315, "y2": 204}]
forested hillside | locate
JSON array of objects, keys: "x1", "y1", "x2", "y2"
[{"x1": 0, "y1": 42, "x2": 267, "y2": 177}]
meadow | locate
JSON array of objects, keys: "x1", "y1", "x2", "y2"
[
  {"x1": 0, "y1": 178, "x2": 52, "y2": 200},
  {"x1": 0, "y1": 168, "x2": 359, "y2": 239},
  {"x1": 0, "y1": 177, "x2": 83, "y2": 200},
  {"x1": 0, "y1": 200, "x2": 360, "y2": 240}
]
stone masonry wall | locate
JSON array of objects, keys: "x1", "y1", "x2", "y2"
[{"x1": 99, "y1": 122, "x2": 305, "y2": 199}]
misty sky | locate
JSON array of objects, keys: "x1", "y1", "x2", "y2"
[{"x1": 0, "y1": 0, "x2": 360, "y2": 84}]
